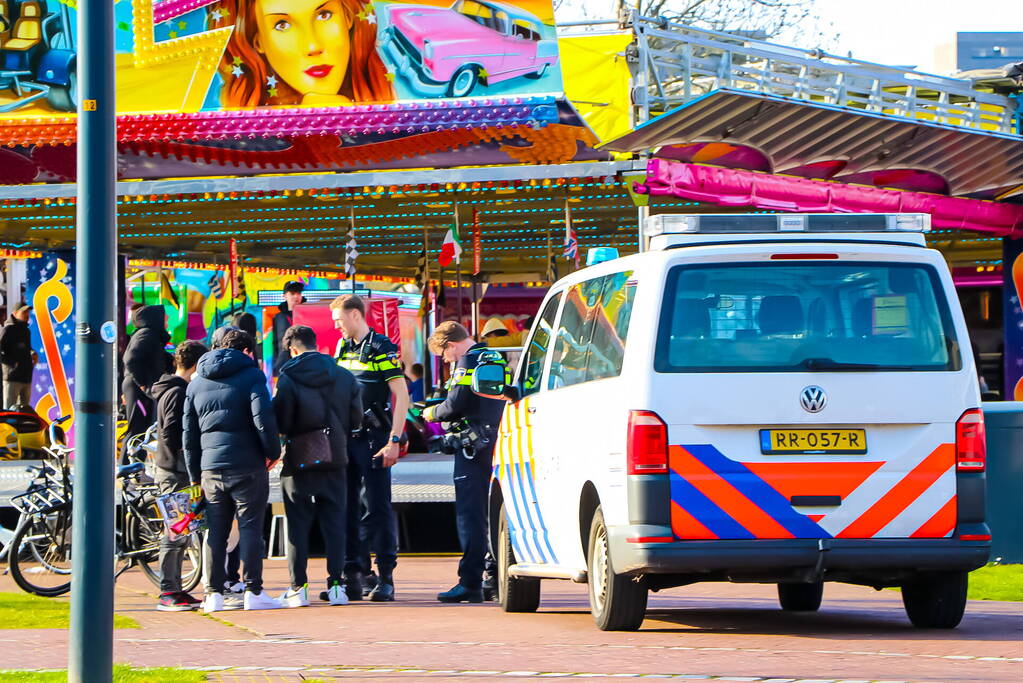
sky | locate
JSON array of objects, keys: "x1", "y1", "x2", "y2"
[{"x1": 555, "y1": 0, "x2": 1021, "y2": 75}]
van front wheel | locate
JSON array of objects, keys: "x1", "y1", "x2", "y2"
[
  {"x1": 498, "y1": 504, "x2": 540, "y2": 613},
  {"x1": 777, "y1": 581, "x2": 823, "y2": 611},
  {"x1": 587, "y1": 506, "x2": 647, "y2": 631},
  {"x1": 902, "y1": 571, "x2": 968, "y2": 629}
]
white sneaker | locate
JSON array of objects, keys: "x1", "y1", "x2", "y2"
[
  {"x1": 327, "y1": 583, "x2": 349, "y2": 606},
  {"x1": 203, "y1": 592, "x2": 243, "y2": 612},
  {"x1": 225, "y1": 581, "x2": 245, "y2": 594},
  {"x1": 280, "y1": 585, "x2": 309, "y2": 608},
  {"x1": 201, "y1": 593, "x2": 225, "y2": 613},
  {"x1": 244, "y1": 589, "x2": 282, "y2": 610}
]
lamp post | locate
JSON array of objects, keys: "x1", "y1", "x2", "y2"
[{"x1": 69, "y1": 0, "x2": 117, "y2": 680}]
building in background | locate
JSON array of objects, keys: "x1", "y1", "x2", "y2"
[{"x1": 936, "y1": 32, "x2": 1023, "y2": 73}]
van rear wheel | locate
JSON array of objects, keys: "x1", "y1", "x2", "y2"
[
  {"x1": 901, "y1": 571, "x2": 968, "y2": 629},
  {"x1": 498, "y1": 504, "x2": 540, "y2": 613},
  {"x1": 777, "y1": 581, "x2": 823, "y2": 611},
  {"x1": 587, "y1": 506, "x2": 647, "y2": 631}
]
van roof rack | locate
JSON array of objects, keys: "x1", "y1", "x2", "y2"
[{"x1": 645, "y1": 213, "x2": 930, "y2": 237}]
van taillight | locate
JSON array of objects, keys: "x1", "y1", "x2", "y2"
[
  {"x1": 627, "y1": 410, "x2": 668, "y2": 475},
  {"x1": 956, "y1": 409, "x2": 986, "y2": 472}
]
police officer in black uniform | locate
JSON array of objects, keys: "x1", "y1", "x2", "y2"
[
  {"x1": 332, "y1": 294, "x2": 409, "y2": 602},
  {"x1": 422, "y1": 321, "x2": 507, "y2": 603}
]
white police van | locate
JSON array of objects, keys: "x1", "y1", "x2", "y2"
[{"x1": 490, "y1": 213, "x2": 989, "y2": 631}]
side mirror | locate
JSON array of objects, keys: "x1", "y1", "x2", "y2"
[
  {"x1": 503, "y1": 384, "x2": 521, "y2": 403},
  {"x1": 471, "y1": 349, "x2": 507, "y2": 400}
]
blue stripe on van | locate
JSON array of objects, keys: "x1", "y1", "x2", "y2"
[
  {"x1": 684, "y1": 444, "x2": 832, "y2": 539},
  {"x1": 669, "y1": 470, "x2": 755, "y2": 540},
  {"x1": 524, "y1": 461, "x2": 559, "y2": 564},
  {"x1": 501, "y1": 461, "x2": 537, "y2": 563}
]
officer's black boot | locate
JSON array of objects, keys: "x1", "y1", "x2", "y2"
[
  {"x1": 343, "y1": 570, "x2": 364, "y2": 601},
  {"x1": 368, "y1": 569, "x2": 394, "y2": 602},
  {"x1": 438, "y1": 584, "x2": 484, "y2": 603}
]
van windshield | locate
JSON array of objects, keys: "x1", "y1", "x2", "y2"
[{"x1": 655, "y1": 262, "x2": 961, "y2": 373}]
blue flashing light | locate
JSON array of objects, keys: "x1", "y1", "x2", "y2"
[{"x1": 587, "y1": 247, "x2": 619, "y2": 266}]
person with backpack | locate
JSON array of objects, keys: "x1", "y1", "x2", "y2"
[{"x1": 273, "y1": 325, "x2": 363, "y2": 607}]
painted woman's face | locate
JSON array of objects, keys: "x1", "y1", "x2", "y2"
[{"x1": 253, "y1": 0, "x2": 351, "y2": 99}]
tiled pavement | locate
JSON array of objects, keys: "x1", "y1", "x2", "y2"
[{"x1": 2, "y1": 557, "x2": 1021, "y2": 682}]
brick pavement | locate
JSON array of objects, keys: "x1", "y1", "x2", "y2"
[{"x1": 1, "y1": 557, "x2": 1021, "y2": 682}]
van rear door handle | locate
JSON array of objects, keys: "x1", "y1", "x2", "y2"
[
  {"x1": 527, "y1": 406, "x2": 537, "y2": 414},
  {"x1": 790, "y1": 495, "x2": 841, "y2": 506}
]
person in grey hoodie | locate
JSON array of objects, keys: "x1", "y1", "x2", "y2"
[
  {"x1": 151, "y1": 340, "x2": 208, "y2": 612},
  {"x1": 184, "y1": 329, "x2": 281, "y2": 612}
]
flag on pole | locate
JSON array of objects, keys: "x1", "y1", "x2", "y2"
[
  {"x1": 439, "y1": 225, "x2": 462, "y2": 267},
  {"x1": 208, "y1": 271, "x2": 223, "y2": 299},
  {"x1": 545, "y1": 233, "x2": 558, "y2": 283},
  {"x1": 160, "y1": 270, "x2": 180, "y2": 309},
  {"x1": 562, "y1": 201, "x2": 579, "y2": 267},
  {"x1": 345, "y1": 216, "x2": 359, "y2": 280}
]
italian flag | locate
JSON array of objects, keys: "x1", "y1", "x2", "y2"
[{"x1": 438, "y1": 225, "x2": 462, "y2": 267}]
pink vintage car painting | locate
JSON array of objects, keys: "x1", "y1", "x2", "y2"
[{"x1": 380, "y1": 0, "x2": 560, "y2": 98}]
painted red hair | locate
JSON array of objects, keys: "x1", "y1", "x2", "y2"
[{"x1": 214, "y1": 0, "x2": 395, "y2": 107}]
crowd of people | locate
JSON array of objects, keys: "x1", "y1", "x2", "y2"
[{"x1": 137, "y1": 288, "x2": 506, "y2": 613}]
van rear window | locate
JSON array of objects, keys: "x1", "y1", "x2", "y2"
[{"x1": 655, "y1": 262, "x2": 961, "y2": 373}]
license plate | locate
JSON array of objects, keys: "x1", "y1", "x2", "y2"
[{"x1": 759, "y1": 429, "x2": 867, "y2": 454}]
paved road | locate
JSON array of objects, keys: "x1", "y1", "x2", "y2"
[{"x1": 2, "y1": 557, "x2": 1021, "y2": 681}]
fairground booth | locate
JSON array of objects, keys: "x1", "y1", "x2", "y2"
[{"x1": 3, "y1": 3, "x2": 1023, "y2": 536}]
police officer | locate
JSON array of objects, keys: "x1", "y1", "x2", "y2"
[
  {"x1": 331, "y1": 294, "x2": 409, "y2": 602},
  {"x1": 422, "y1": 321, "x2": 506, "y2": 603}
]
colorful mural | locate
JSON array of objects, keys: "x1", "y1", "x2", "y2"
[
  {"x1": 25, "y1": 252, "x2": 75, "y2": 434},
  {"x1": 0, "y1": 0, "x2": 562, "y2": 118}
]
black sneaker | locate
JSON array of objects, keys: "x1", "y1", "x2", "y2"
[
  {"x1": 343, "y1": 572, "x2": 364, "y2": 601},
  {"x1": 437, "y1": 585, "x2": 483, "y2": 604},
  {"x1": 362, "y1": 571, "x2": 378, "y2": 597},
  {"x1": 157, "y1": 592, "x2": 196, "y2": 612},
  {"x1": 369, "y1": 574, "x2": 394, "y2": 602}
]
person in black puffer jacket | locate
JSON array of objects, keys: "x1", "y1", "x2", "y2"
[
  {"x1": 122, "y1": 305, "x2": 172, "y2": 460},
  {"x1": 151, "y1": 340, "x2": 208, "y2": 611},
  {"x1": 273, "y1": 325, "x2": 363, "y2": 607},
  {"x1": 184, "y1": 329, "x2": 281, "y2": 612}
]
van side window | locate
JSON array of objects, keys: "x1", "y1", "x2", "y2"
[
  {"x1": 586, "y1": 272, "x2": 637, "y2": 382},
  {"x1": 548, "y1": 272, "x2": 636, "y2": 390},
  {"x1": 520, "y1": 293, "x2": 561, "y2": 397},
  {"x1": 548, "y1": 281, "x2": 595, "y2": 390}
]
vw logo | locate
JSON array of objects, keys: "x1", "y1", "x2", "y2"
[{"x1": 800, "y1": 386, "x2": 827, "y2": 413}]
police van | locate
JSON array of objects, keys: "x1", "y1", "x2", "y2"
[{"x1": 490, "y1": 213, "x2": 989, "y2": 631}]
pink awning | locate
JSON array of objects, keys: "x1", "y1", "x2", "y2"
[{"x1": 636, "y1": 159, "x2": 1023, "y2": 237}]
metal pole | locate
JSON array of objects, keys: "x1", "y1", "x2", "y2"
[
  {"x1": 70, "y1": 0, "x2": 116, "y2": 680},
  {"x1": 454, "y1": 203, "x2": 463, "y2": 327}
]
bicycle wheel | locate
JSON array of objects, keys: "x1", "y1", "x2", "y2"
[
  {"x1": 8, "y1": 509, "x2": 74, "y2": 597},
  {"x1": 127, "y1": 507, "x2": 163, "y2": 590}
]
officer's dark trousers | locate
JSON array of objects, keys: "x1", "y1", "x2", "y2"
[
  {"x1": 454, "y1": 448, "x2": 493, "y2": 590},
  {"x1": 345, "y1": 428, "x2": 398, "y2": 573},
  {"x1": 282, "y1": 468, "x2": 347, "y2": 589}
]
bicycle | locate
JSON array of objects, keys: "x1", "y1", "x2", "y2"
[{"x1": 6, "y1": 419, "x2": 204, "y2": 597}]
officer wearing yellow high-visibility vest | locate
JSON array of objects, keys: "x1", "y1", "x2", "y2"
[
  {"x1": 331, "y1": 294, "x2": 409, "y2": 602},
  {"x1": 422, "y1": 321, "x2": 507, "y2": 603}
]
